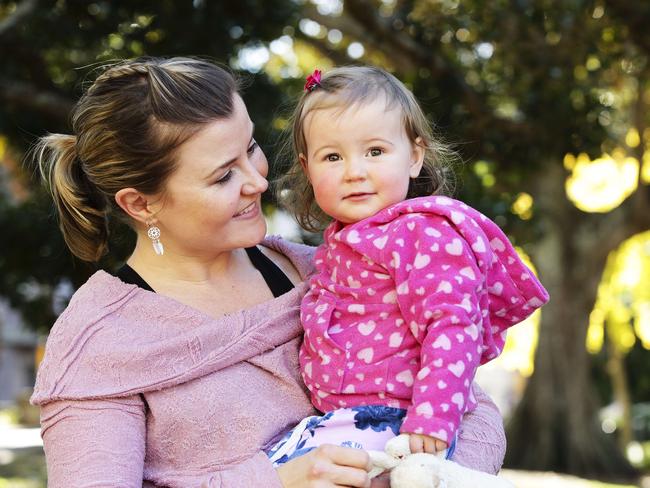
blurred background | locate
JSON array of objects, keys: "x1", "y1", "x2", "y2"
[{"x1": 0, "y1": 0, "x2": 649, "y2": 487}]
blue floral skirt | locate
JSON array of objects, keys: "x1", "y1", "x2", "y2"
[{"x1": 267, "y1": 405, "x2": 456, "y2": 466}]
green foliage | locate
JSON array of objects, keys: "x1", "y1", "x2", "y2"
[{"x1": 0, "y1": 0, "x2": 301, "y2": 330}]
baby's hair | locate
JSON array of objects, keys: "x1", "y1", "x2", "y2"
[
  {"x1": 275, "y1": 65, "x2": 458, "y2": 232},
  {"x1": 34, "y1": 57, "x2": 239, "y2": 262}
]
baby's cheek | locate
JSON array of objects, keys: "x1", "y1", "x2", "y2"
[{"x1": 312, "y1": 179, "x2": 337, "y2": 207}]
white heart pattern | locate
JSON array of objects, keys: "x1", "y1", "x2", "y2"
[
  {"x1": 445, "y1": 238, "x2": 463, "y2": 256},
  {"x1": 450, "y1": 210, "x2": 465, "y2": 224},
  {"x1": 459, "y1": 266, "x2": 475, "y2": 280},
  {"x1": 416, "y1": 401, "x2": 434, "y2": 418},
  {"x1": 425, "y1": 227, "x2": 442, "y2": 237},
  {"x1": 357, "y1": 347, "x2": 374, "y2": 363},
  {"x1": 348, "y1": 304, "x2": 365, "y2": 314},
  {"x1": 472, "y1": 237, "x2": 486, "y2": 253},
  {"x1": 417, "y1": 366, "x2": 431, "y2": 380},
  {"x1": 357, "y1": 321, "x2": 376, "y2": 336},
  {"x1": 432, "y1": 334, "x2": 451, "y2": 350},
  {"x1": 448, "y1": 360, "x2": 465, "y2": 378},
  {"x1": 436, "y1": 281, "x2": 452, "y2": 293},
  {"x1": 452, "y1": 392, "x2": 464, "y2": 410},
  {"x1": 490, "y1": 237, "x2": 506, "y2": 252},
  {"x1": 396, "y1": 370, "x2": 414, "y2": 386},
  {"x1": 373, "y1": 235, "x2": 388, "y2": 249},
  {"x1": 414, "y1": 253, "x2": 431, "y2": 269},
  {"x1": 346, "y1": 230, "x2": 361, "y2": 244},
  {"x1": 389, "y1": 332, "x2": 404, "y2": 348}
]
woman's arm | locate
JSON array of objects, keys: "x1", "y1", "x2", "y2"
[
  {"x1": 40, "y1": 397, "x2": 146, "y2": 487},
  {"x1": 451, "y1": 383, "x2": 507, "y2": 474}
]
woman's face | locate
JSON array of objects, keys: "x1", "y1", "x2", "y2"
[{"x1": 153, "y1": 94, "x2": 269, "y2": 258}]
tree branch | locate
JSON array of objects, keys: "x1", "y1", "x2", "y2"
[{"x1": 0, "y1": 0, "x2": 39, "y2": 39}]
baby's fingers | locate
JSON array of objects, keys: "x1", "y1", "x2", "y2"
[
  {"x1": 409, "y1": 434, "x2": 425, "y2": 453},
  {"x1": 408, "y1": 434, "x2": 448, "y2": 454},
  {"x1": 433, "y1": 438, "x2": 448, "y2": 454}
]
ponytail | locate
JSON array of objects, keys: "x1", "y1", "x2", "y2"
[{"x1": 35, "y1": 134, "x2": 109, "y2": 262}]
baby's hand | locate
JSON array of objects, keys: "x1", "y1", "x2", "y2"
[{"x1": 408, "y1": 433, "x2": 448, "y2": 454}]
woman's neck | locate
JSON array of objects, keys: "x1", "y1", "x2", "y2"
[
  {"x1": 125, "y1": 234, "x2": 277, "y2": 319},
  {"x1": 126, "y1": 234, "x2": 243, "y2": 287}
]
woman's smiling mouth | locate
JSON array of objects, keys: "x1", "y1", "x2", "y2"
[{"x1": 233, "y1": 202, "x2": 259, "y2": 218}]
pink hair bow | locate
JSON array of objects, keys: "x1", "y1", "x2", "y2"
[{"x1": 304, "y1": 69, "x2": 322, "y2": 92}]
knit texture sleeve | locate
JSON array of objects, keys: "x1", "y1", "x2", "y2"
[
  {"x1": 452, "y1": 384, "x2": 507, "y2": 474},
  {"x1": 40, "y1": 396, "x2": 285, "y2": 488},
  {"x1": 40, "y1": 397, "x2": 146, "y2": 487}
]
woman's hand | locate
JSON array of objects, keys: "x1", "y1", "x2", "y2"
[{"x1": 276, "y1": 444, "x2": 372, "y2": 487}]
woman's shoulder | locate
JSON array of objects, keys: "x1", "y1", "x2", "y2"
[
  {"x1": 30, "y1": 271, "x2": 142, "y2": 404},
  {"x1": 262, "y1": 235, "x2": 316, "y2": 280},
  {"x1": 47, "y1": 270, "x2": 140, "y2": 344}
]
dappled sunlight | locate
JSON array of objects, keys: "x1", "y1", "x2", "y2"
[
  {"x1": 511, "y1": 192, "x2": 534, "y2": 220},
  {"x1": 587, "y1": 231, "x2": 650, "y2": 353},
  {"x1": 565, "y1": 150, "x2": 640, "y2": 213}
]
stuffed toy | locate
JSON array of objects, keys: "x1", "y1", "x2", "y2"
[{"x1": 368, "y1": 434, "x2": 515, "y2": 488}]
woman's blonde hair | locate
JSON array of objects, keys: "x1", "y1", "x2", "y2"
[
  {"x1": 275, "y1": 65, "x2": 458, "y2": 232},
  {"x1": 34, "y1": 57, "x2": 239, "y2": 262}
]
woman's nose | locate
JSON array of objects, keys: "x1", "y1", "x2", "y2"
[{"x1": 242, "y1": 161, "x2": 269, "y2": 195}]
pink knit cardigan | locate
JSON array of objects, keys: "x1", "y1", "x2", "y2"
[{"x1": 31, "y1": 236, "x2": 506, "y2": 487}]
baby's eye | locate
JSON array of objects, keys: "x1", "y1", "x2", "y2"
[
  {"x1": 367, "y1": 148, "x2": 383, "y2": 157},
  {"x1": 325, "y1": 153, "x2": 341, "y2": 162}
]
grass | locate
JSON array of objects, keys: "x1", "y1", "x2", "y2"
[{"x1": 0, "y1": 447, "x2": 46, "y2": 488}]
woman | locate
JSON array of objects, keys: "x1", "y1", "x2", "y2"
[{"x1": 31, "y1": 57, "x2": 506, "y2": 487}]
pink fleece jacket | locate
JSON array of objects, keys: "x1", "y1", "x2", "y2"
[
  {"x1": 31, "y1": 236, "x2": 508, "y2": 487},
  {"x1": 301, "y1": 196, "x2": 549, "y2": 444}
]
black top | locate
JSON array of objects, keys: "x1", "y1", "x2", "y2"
[{"x1": 115, "y1": 246, "x2": 295, "y2": 298}]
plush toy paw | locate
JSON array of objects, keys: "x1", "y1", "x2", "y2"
[
  {"x1": 384, "y1": 433, "x2": 413, "y2": 459},
  {"x1": 367, "y1": 449, "x2": 400, "y2": 479},
  {"x1": 368, "y1": 434, "x2": 516, "y2": 488}
]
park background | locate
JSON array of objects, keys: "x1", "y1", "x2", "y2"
[{"x1": 0, "y1": 0, "x2": 649, "y2": 486}]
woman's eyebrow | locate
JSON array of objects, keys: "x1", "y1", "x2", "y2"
[
  {"x1": 205, "y1": 159, "x2": 234, "y2": 180},
  {"x1": 204, "y1": 123, "x2": 256, "y2": 180}
]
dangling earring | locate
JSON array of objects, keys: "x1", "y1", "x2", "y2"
[{"x1": 147, "y1": 221, "x2": 164, "y2": 256}]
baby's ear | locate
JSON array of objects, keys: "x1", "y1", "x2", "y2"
[
  {"x1": 410, "y1": 137, "x2": 425, "y2": 178},
  {"x1": 299, "y1": 153, "x2": 310, "y2": 182}
]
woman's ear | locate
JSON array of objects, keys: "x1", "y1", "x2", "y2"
[
  {"x1": 409, "y1": 137, "x2": 426, "y2": 178},
  {"x1": 115, "y1": 188, "x2": 159, "y2": 225},
  {"x1": 299, "y1": 153, "x2": 311, "y2": 183}
]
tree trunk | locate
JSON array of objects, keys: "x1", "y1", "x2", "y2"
[
  {"x1": 505, "y1": 164, "x2": 636, "y2": 478},
  {"x1": 606, "y1": 342, "x2": 633, "y2": 450}
]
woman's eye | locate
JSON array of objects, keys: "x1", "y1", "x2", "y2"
[
  {"x1": 247, "y1": 141, "x2": 259, "y2": 154},
  {"x1": 214, "y1": 170, "x2": 233, "y2": 185},
  {"x1": 368, "y1": 148, "x2": 383, "y2": 157},
  {"x1": 325, "y1": 153, "x2": 341, "y2": 162}
]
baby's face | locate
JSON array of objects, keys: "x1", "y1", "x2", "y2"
[{"x1": 301, "y1": 97, "x2": 424, "y2": 224}]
